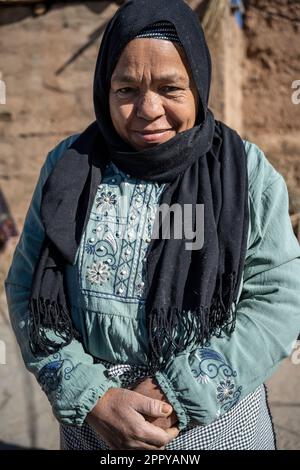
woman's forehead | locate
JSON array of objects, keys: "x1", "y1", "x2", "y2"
[{"x1": 111, "y1": 38, "x2": 192, "y2": 82}]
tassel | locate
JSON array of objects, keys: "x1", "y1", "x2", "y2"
[
  {"x1": 147, "y1": 271, "x2": 238, "y2": 371},
  {"x1": 28, "y1": 298, "x2": 80, "y2": 356}
]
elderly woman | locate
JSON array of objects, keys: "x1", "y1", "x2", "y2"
[{"x1": 5, "y1": 0, "x2": 300, "y2": 451}]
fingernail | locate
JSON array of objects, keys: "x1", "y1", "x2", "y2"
[{"x1": 162, "y1": 403, "x2": 172, "y2": 413}]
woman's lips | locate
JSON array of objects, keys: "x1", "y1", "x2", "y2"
[{"x1": 132, "y1": 129, "x2": 173, "y2": 142}]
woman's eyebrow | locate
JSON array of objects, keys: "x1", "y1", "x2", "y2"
[
  {"x1": 111, "y1": 74, "x2": 138, "y2": 84},
  {"x1": 111, "y1": 72, "x2": 189, "y2": 84}
]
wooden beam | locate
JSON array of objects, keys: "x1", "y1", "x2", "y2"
[{"x1": 201, "y1": 0, "x2": 228, "y2": 37}]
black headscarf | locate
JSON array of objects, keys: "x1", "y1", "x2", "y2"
[{"x1": 29, "y1": 0, "x2": 249, "y2": 373}]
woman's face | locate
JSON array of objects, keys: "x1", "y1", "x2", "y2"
[{"x1": 109, "y1": 38, "x2": 199, "y2": 151}]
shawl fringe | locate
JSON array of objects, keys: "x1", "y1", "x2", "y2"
[
  {"x1": 147, "y1": 271, "x2": 237, "y2": 372},
  {"x1": 28, "y1": 298, "x2": 80, "y2": 356}
]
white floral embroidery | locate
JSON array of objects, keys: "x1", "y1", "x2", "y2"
[
  {"x1": 216, "y1": 379, "x2": 235, "y2": 403},
  {"x1": 81, "y1": 171, "x2": 167, "y2": 300},
  {"x1": 96, "y1": 191, "x2": 117, "y2": 213},
  {"x1": 86, "y1": 261, "x2": 110, "y2": 285}
]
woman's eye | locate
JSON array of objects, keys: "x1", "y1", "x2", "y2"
[
  {"x1": 161, "y1": 86, "x2": 182, "y2": 93},
  {"x1": 116, "y1": 87, "x2": 135, "y2": 96}
]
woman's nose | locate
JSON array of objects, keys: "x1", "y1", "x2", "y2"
[{"x1": 135, "y1": 92, "x2": 165, "y2": 121}]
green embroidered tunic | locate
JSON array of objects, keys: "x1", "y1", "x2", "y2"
[{"x1": 5, "y1": 135, "x2": 300, "y2": 436}]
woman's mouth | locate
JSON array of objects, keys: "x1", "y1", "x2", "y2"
[{"x1": 131, "y1": 129, "x2": 174, "y2": 143}]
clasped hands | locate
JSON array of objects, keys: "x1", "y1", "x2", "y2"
[{"x1": 86, "y1": 376, "x2": 179, "y2": 450}]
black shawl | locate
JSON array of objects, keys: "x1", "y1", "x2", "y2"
[{"x1": 29, "y1": 0, "x2": 249, "y2": 373}]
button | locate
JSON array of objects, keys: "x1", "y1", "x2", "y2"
[
  {"x1": 145, "y1": 238, "x2": 151, "y2": 243},
  {"x1": 99, "y1": 246, "x2": 105, "y2": 252},
  {"x1": 120, "y1": 269, "x2": 127, "y2": 276},
  {"x1": 130, "y1": 214, "x2": 136, "y2": 221},
  {"x1": 125, "y1": 248, "x2": 131, "y2": 256},
  {"x1": 117, "y1": 287, "x2": 124, "y2": 294}
]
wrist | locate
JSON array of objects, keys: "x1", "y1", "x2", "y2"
[{"x1": 86, "y1": 387, "x2": 115, "y2": 423}]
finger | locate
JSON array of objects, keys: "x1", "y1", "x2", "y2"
[
  {"x1": 165, "y1": 426, "x2": 180, "y2": 440},
  {"x1": 107, "y1": 433, "x2": 166, "y2": 451},
  {"x1": 133, "y1": 394, "x2": 173, "y2": 418},
  {"x1": 128, "y1": 414, "x2": 177, "y2": 447},
  {"x1": 113, "y1": 440, "x2": 166, "y2": 450}
]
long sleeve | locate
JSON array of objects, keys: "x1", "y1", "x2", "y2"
[
  {"x1": 4, "y1": 135, "x2": 121, "y2": 426},
  {"x1": 153, "y1": 142, "x2": 300, "y2": 431}
]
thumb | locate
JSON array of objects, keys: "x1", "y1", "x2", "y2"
[
  {"x1": 161, "y1": 402, "x2": 173, "y2": 414},
  {"x1": 134, "y1": 396, "x2": 173, "y2": 418}
]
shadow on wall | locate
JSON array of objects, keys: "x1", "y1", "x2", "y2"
[
  {"x1": 0, "y1": 1, "x2": 123, "y2": 26},
  {"x1": 0, "y1": 1, "x2": 211, "y2": 78},
  {"x1": 0, "y1": 2, "x2": 115, "y2": 77}
]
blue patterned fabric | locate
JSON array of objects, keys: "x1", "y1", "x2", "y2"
[{"x1": 79, "y1": 161, "x2": 166, "y2": 303}]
